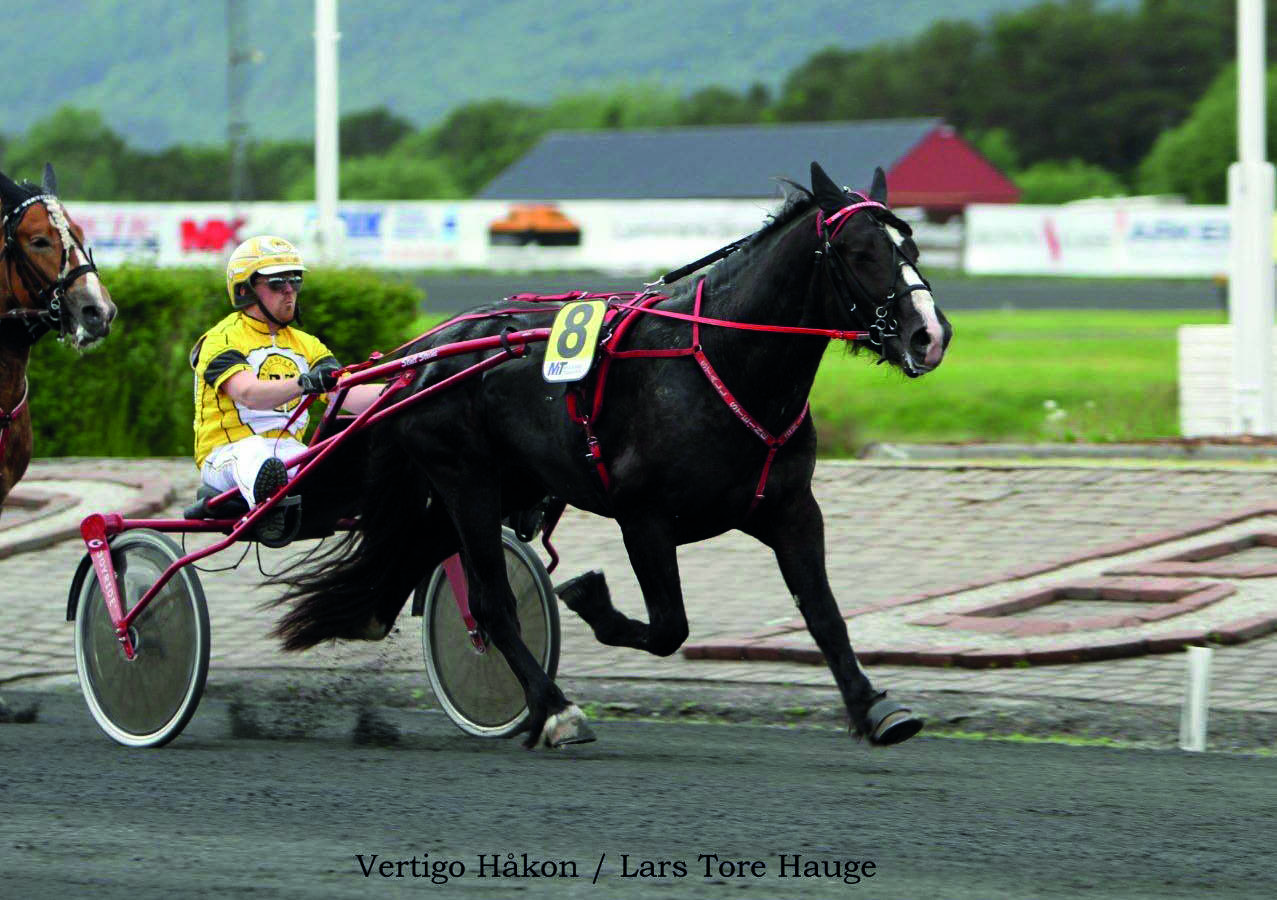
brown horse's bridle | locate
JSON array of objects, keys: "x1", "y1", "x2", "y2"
[
  {"x1": 1, "y1": 192, "x2": 99, "y2": 345},
  {"x1": 0, "y1": 192, "x2": 95, "y2": 465}
]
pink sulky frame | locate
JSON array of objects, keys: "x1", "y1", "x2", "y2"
[{"x1": 77, "y1": 327, "x2": 552, "y2": 661}]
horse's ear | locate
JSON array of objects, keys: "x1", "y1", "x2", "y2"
[
  {"x1": 869, "y1": 167, "x2": 888, "y2": 205},
  {"x1": 0, "y1": 170, "x2": 24, "y2": 209},
  {"x1": 810, "y1": 161, "x2": 848, "y2": 214},
  {"x1": 42, "y1": 163, "x2": 58, "y2": 195}
]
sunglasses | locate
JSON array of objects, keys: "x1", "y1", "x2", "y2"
[{"x1": 260, "y1": 274, "x2": 303, "y2": 292}]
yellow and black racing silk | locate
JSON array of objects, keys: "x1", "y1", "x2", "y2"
[{"x1": 190, "y1": 312, "x2": 336, "y2": 467}]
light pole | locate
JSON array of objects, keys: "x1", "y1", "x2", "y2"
[
  {"x1": 314, "y1": 0, "x2": 341, "y2": 263},
  {"x1": 1228, "y1": 0, "x2": 1276, "y2": 434},
  {"x1": 227, "y1": 0, "x2": 260, "y2": 209}
]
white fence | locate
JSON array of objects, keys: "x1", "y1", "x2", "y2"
[
  {"x1": 69, "y1": 199, "x2": 962, "y2": 273},
  {"x1": 964, "y1": 203, "x2": 1231, "y2": 277},
  {"x1": 71, "y1": 198, "x2": 1260, "y2": 278}
]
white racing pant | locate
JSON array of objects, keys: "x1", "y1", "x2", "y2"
[{"x1": 200, "y1": 435, "x2": 308, "y2": 507}]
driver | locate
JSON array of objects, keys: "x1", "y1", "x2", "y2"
[{"x1": 190, "y1": 235, "x2": 379, "y2": 542}]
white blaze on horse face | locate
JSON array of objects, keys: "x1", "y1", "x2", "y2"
[
  {"x1": 901, "y1": 263, "x2": 944, "y2": 368},
  {"x1": 46, "y1": 198, "x2": 110, "y2": 344},
  {"x1": 884, "y1": 224, "x2": 944, "y2": 369}
]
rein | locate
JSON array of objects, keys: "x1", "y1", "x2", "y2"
[
  {"x1": 0, "y1": 377, "x2": 28, "y2": 466},
  {"x1": 381, "y1": 197, "x2": 902, "y2": 514},
  {"x1": 1, "y1": 192, "x2": 98, "y2": 345}
]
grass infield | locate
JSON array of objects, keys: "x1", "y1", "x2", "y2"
[
  {"x1": 408, "y1": 309, "x2": 1223, "y2": 455},
  {"x1": 810, "y1": 309, "x2": 1225, "y2": 454}
]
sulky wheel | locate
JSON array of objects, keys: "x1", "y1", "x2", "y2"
[
  {"x1": 418, "y1": 527, "x2": 559, "y2": 738},
  {"x1": 72, "y1": 529, "x2": 210, "y2": 748}
]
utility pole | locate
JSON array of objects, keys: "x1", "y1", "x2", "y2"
[
  {"x1": 226, "y1": 0, "x2": 258, "y2": 208},
  {"x1": 314, "y1": 0, "x2": 341, "y2": 262},
  {"x1": 1228, "y1": 0, "x2": 1276, "y2": 434}
]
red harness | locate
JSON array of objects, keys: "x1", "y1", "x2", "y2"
[
  {"x1": 0, "y1": 378, "x2": 29, "y2": 465},
  {"x1": 561, "y1": 277, "x2": 867, "y2": 514},
  {"x1": 374, "y1": 200, "x2": 882, "y2": 515}
]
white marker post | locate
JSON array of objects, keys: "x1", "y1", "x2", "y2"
[
  {"x1": 313, "y1": 0, "x2": 341, "y2": 263},
  {"x1": 1178, "y1": 646, "x2": 1213, "y2": 752},
  {"x1": 1228, "y1": 0, "x2": 1276, "y2": 435}
]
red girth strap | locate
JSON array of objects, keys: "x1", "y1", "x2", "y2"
[
  {"x1": 564, "y1": 388, "x2": 611, "y2": 491},
  {"x1": 0, "y1": 378, "x2": 29, "y2": 464},
  {"x1": 576, "y1": 279, "x2": 815, "y2": 514}
]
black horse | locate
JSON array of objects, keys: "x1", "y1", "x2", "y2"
[{"x1": 274, "y1": 162, "x2": 952, "y2": 749}]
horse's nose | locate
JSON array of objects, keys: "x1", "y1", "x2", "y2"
[
  {"x1": 80, "y1": 302, "x2": 111, "y2": 337},
  {"x1": 907, "y1": 322, "x2": 944, "y2": 369}
]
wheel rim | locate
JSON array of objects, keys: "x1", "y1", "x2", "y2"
[
  {"x1": 78, "y1": 537, "x2": 205, "y2": 741},
  {"x1": 425, "y1": 542, "x2": 552, "y2": 732}
]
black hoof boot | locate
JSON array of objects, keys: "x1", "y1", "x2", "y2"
[
  {"x1": 555, "y1": 570, "x2": 609, "y2": 615},
  {"x1": 866, "y1": 695, "x2": 923, "y2": 747}
]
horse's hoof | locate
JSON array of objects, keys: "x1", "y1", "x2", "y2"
[
  {"x1": 866, "y1": 697, "x2": 923, "y2": 746},
  {"x1": 355, "y1": 616, "x2": 391, "y2": 641},
  {"x1": 555, "y1": 571, "x2": 608, "y2": 615},
  {"x1": 541, "y1": 704, "x2": 597, "y2": 748}
]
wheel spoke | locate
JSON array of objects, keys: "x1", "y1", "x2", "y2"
[{"x1": 421, "y1": 529, "x2": 559, "y2": 737}]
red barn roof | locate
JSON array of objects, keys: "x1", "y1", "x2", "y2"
[{"x1": 885, "y1": 124, "x2": 1020, "y2": 210}]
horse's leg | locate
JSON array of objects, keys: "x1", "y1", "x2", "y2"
[
  {"x1": 558, "y1": 514, "x2": 689, "y2": 656},
  {"x1": 747, "y1": 488, "x2": 923, "y2": 746},
  {"x1": 441, "y1": 478, "x2": 594, "y2": 749}
]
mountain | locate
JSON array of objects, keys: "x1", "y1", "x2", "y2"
[{"x1": 4, "y1": 1, "x2": 1136, "y2": 149}]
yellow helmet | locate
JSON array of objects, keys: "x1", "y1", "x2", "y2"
[{"x1": 225, "y1": 235, "x2": 308, "y2": 308}]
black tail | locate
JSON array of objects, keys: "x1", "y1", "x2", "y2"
[{"x1": 268, "y1": 438, "x2": 456, "y2": 651}]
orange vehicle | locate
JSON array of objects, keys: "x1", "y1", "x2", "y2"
[{"x1": 488, "y1": 204, "x2": 581, "y2": 247}]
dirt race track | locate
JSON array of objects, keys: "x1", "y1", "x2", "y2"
[{"x1": 1, "y1": 688, "x2": 1272, "y2": 899}]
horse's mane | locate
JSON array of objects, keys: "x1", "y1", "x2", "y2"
[{"x1": 696, "y1": 179, "x2": 816, "y2": 291}]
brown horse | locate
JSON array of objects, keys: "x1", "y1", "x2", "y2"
[{"x1": 0, "y1": 164, "x2": 116, "y2": 511}]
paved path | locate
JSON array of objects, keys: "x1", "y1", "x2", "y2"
[{"x1": 3, "y1": 456, "x2": 1276, "y2": 733}]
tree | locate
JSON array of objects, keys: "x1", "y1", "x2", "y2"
[
  {"x1": 404, "y1": 98, "x2": 544, "y2": 195},
  {"x1": 967, "y1": 128, "x2": 1020, "y2": 175},
  {"x1": 678, "y1": 84, "x2": 771, "y2": 126},
  {"x1": 284, "y1": 155, "x2": 462, "y2": 200},
  {"x1": 340, "y1": 107, "x2": 415, "y2": 159},
  {"x1": 539, "y1": 85, "x2": 682, "y2": 131},
  {"x1": 2, "y1": 106, "x2": 128, "y2": 199},
  {"x1": 124, "y1": 145, "x2": 231, "y2": 200},
  {"x1": 1137, "y1": 64, "x2": 1277, "y2": 203},
  {"x1": 248, "y1": 141, "x2": 314, "y2": 201},
  {"x1": 1014, "y1": 159, "x2": 1126, "y2": 203}
]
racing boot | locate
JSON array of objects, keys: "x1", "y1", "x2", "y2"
[{"x1": 252, "y1": 456, "x2": 290, "y2": 545}]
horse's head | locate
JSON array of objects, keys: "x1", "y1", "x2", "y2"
[
  {"x1": 810, "y1": 162, "x2": 951, "y2": 378},
  {"x1": 0, "y1": 164, "x2": 115, "y2": 349}
]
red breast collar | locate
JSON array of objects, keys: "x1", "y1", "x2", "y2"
[{"x1": 0, "y1": 377, "x2": 30, "y2": 463}]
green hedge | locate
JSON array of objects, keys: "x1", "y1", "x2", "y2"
[{"x1": 26, "y1": 265, "x2": 420, "y2": 457}]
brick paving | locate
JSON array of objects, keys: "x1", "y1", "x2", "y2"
[{"x1": 1, "y1": 456, "x2": 1275, "y2": 721}]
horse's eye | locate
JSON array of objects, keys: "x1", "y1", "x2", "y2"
[{"x1": 30, "y1": 236, "x2": 52, "y2": 249}]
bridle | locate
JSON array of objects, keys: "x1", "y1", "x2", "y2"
[
  {"x1": 1, "y1": 191, "x2": 97, "y2": 467},
  {"x1": 814, "y1": 193, "x2": 932, "y2": 352},
  {"x1": 0, "y1": 192, "x2": 98, "y2": 346}
]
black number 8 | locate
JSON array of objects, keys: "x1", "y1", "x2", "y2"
[{"x1": 556, "y1": 303, "x2": 594, "y2": 358}]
